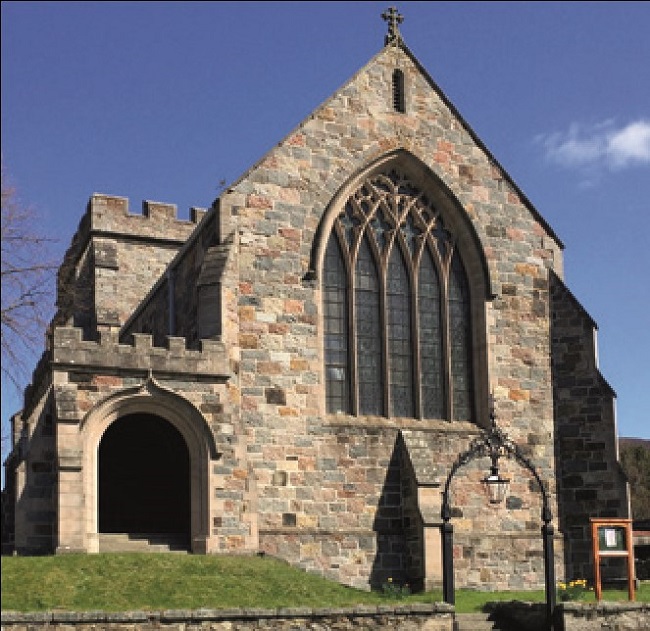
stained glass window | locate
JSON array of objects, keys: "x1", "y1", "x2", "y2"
[
  {"x1": 387, "y1": 246, "x2": 414, "y2": 417},
  {"x1": 324, "y1": 234, "x2": 349, "y2": 414},
  {"x1": 322, "y1": 170, "x2": 476, "y2": 422},
  {"x1": 419, "y1": 249, "x2": 444, "y2": 419},
  {"x1": 449, "y1": 251, "x2": 473, "y2": 421},
  {"x1": 355, "y1": 236, "x2": 383, "y2": 416}
]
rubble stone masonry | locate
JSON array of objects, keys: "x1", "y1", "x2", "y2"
[{"x1": 3, "y1": 36, "x2": 628, "y2": 595}]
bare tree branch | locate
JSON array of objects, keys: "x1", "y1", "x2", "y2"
[{"x1": 1, "y1": 159, "x2": 58, "y2": 395}]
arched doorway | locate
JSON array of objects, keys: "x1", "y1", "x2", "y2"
[{"x1": 98, "y1": 413, "x2": 190, "y2": 540}]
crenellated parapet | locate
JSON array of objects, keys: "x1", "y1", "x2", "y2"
[
  {"x1": 60, "y1": 195, "x2": 206, "y2": 282},
  {"x1": 55, "y1": 195, "x2": 210, "y2": 334},
  {"x1": 80, "y1": 194, "x2": 206, "y2": 242},
  {"x1": 51, "y1": 326, "x2": 230, "y2": 381},
  {"x1": 45, "y1": 324, "x2": 240, "y2": 556}
]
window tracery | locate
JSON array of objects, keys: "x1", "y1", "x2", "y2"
[{"x1": 323, "y1": 169, "x2": 474, "y2": 421}]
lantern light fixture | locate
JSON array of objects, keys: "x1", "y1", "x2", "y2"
[{"x1": 482, "y1": 461, "x2": 510, "y2": 505}]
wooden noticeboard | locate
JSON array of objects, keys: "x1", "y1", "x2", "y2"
[{"x1": 590, "y1": 518, "x2": 635, "y2": 601}]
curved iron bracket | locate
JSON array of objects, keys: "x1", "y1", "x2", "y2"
[
  {"x1": 441, "y1": 420, "x2": 553, "y2": 525},
  {"x1": 440, "y1": 406, "x2": 556, "y2": 629}
]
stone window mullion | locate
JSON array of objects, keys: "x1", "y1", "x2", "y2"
[
  {"x1": 380, "y1": 250, "x2": 390, "y2": 417},
  {"x1": 410, "y1": 246, "x2": 422, "y2": 420},
  {"x1": 348, "y1": 250, "x2": 359, "y2": 417},
  {"x1": 440, "y1": 257, "x2": 453, "y2": 422},
  {"x1": 323, "y1": 168, "x2": 477, "y2": 424}
]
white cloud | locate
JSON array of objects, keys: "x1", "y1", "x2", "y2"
[
  {"x1": 607, "y1": 121, "x2": 650, "y2": 168},
  {"x1": 537, "y1": 119, "x2": 650, "y2": 173}
]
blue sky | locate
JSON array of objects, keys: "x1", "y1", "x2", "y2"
[{"x1": 2, "y1": 1, "x2": 649, "y2": 450}]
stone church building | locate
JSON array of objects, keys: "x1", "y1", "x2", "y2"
[{"x1": 2, "y1": 9, "x2": 630, "y2": 592}]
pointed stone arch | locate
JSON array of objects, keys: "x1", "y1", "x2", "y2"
[
  {"x1": 309, "y1": 149, "x2": 492, "y2": 297},
  {"x1": 311, "y1": 149, "x2": 493, "y2": 426},
  {"x1": 80, "y1": 375, "x2": 218, "y2": 553}
]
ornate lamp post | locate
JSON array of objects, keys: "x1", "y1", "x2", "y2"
[{"x1": 441, "y1": 399, "x2": 556, "y2": 629}]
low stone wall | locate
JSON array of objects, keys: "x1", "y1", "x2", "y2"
[
  {"x1": 0, "y1": 604, "x2": 454, "y2": 631},
  {"x1": 485, "y1": 600, "x2": 650, "y2": 631},
  {"x1": 4, "y1": 602, "x2": 649, "y2": 630},
  {"x1": 559, "y1": 601, "x2": 650, "y2": 631}
]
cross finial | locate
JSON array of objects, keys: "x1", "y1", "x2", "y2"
[{"x1": 381, "y1": 6, "x2": 404, "y2": 46}]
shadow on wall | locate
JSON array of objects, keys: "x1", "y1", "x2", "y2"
[
  {"x1": 369, "y1": 432, "x2": 424, "y2": 592},
  {"x1": 3, "y1": 390, "x2": 57, "y2": 555}
]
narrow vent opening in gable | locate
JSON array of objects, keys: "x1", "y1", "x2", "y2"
[{"x1": 392, "y1": 69, "x2": 405, "y2": 113}]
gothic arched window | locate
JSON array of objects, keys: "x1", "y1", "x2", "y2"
[{"x1": 323, "y1": 170, "x2": 475, "y2": 421}]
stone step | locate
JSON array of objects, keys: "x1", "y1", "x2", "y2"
[
  {"x1": 454, "y1": 613, "x2": 501, "y2": 631},
  {"x1": 98, "y1": 533, "x2": 189, "y2": 553}
]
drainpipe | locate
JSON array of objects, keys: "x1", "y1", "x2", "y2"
[{"x1": 167, "y1": 268, "x2": 176, "y2": 337}]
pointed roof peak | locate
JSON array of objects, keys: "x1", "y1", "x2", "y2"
[{"x1": 381, "y1": 6, "x2": 404, "y2": 46}]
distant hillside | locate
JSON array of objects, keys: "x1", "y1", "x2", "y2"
[
  {"x1": 620, "y1": 438, "x2": 650, "y2": 449},
  {"x1": 619, "y1": 438, "x2": 650, "y2": 521}
]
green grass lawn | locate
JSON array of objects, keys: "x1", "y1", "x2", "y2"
[{"x1": 1, "y1": 554, "x2": 648, "y2": 613}]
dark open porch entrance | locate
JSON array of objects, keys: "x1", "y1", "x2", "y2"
[{"x1": 98, "y1": 413, "x2": 190, "y2": 546}]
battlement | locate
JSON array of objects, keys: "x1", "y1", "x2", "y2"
[
  {"x1": 85, "y1": 193, "x2": 207, "y2": 238},
  {"x1": 55, "y1": 195, "x2": 212, "y2": 332},
  {"x1": 63, "y1": 195, "x2": 207, "y2": 261},
  {"x1": 51, "y1": 326, "x2": 230, "y2": 379}
]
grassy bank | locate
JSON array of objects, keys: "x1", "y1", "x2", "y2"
[{"x1": 1, "y1": 554, "x2": 647, "y2": 613}]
